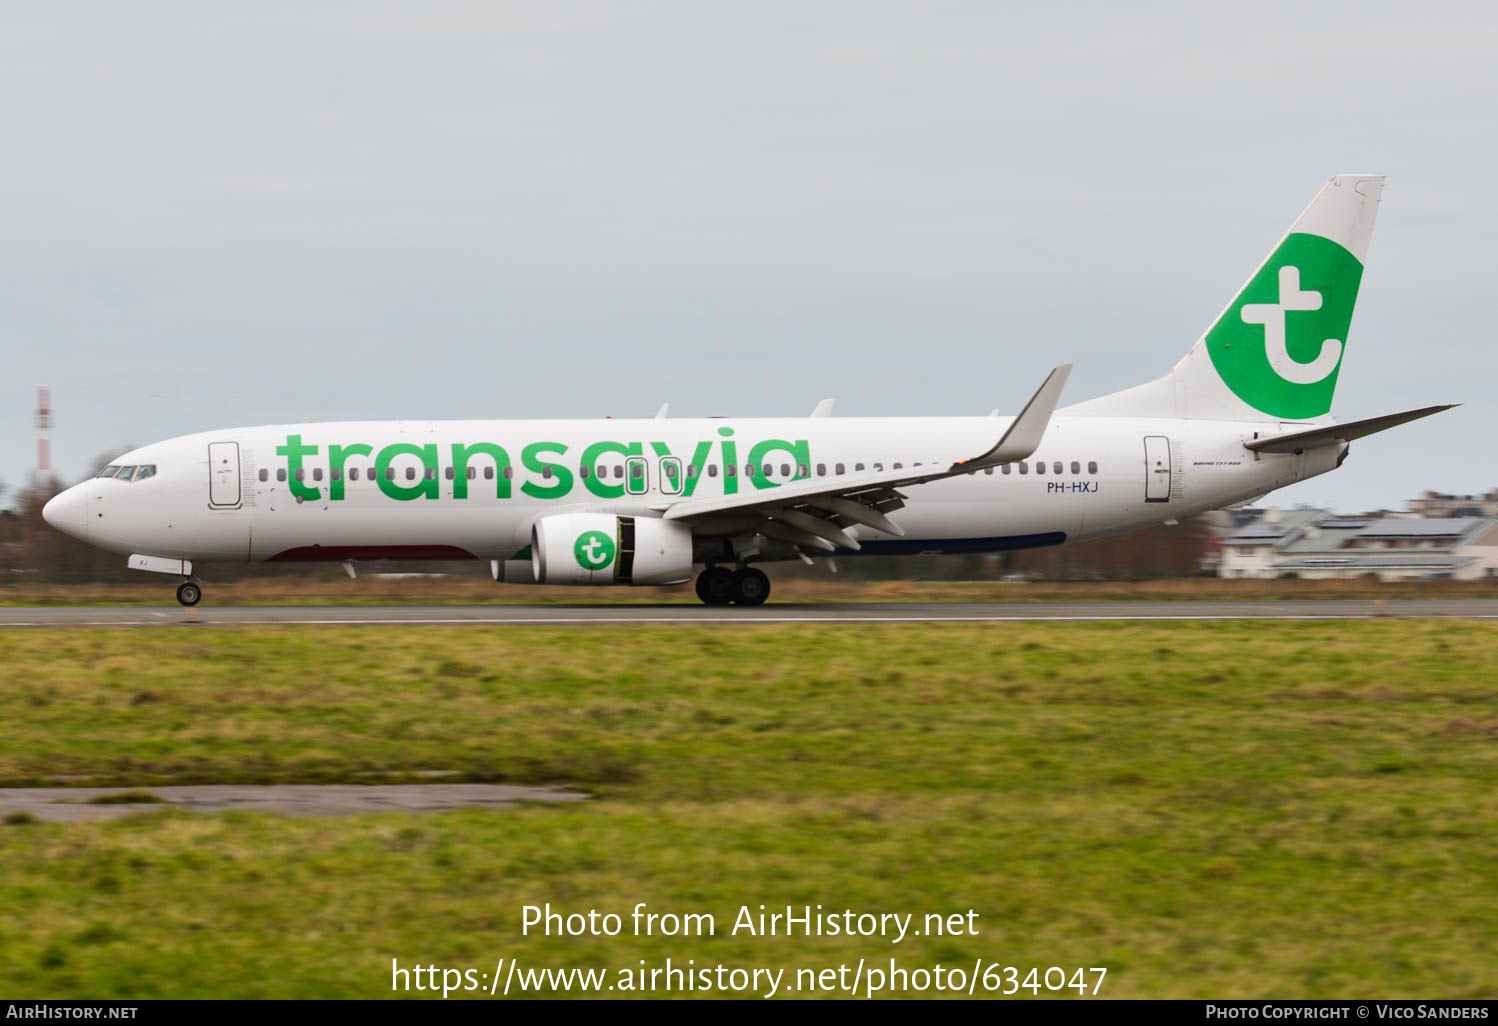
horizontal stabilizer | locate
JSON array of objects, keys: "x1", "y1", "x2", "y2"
[{"x1": 1244, "y1": 404, "x2": 1457, "y2": 453}]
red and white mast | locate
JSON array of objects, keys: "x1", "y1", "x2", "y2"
[{"x1": 35, "y1": 385, "x2": 53, "y2": 488}]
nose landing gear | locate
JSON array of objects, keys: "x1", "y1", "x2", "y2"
[
  {"x1": 694, "y1": 566, "x2": 770, "y2": 606},
  {"x1": 176, "y1": 581, "x2": 203, "y2": 607}
]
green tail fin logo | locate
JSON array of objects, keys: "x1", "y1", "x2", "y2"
[{"x1": 1205, "y1": 232, "x2": 1364, "y2": 419}]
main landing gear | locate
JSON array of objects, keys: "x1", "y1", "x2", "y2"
[
  {"x1": 695, "y1": 566, "x2": 770, "y2": 606},
  {"x1": 175, "y1": 580, "x2": 203, "y2": 607}
]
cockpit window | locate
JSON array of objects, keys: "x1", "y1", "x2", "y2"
[{"x1": 98, "y1": 464, "x2": 156, "y2": 482}]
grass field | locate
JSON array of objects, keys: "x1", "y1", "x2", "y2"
[{"x1": 2, "y1": 622, "x2": 1497, "y2": 998}]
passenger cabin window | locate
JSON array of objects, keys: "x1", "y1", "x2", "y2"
[
  {"x1": 855, "y1": 463, "x2": 865, "y2": 472},
  {"x1": 798, "y1": 463, "x2": 808, "y2": 477},
  {"x1": 350, "y1": 468, "x2": 360, "y2": 481},
  {"x1": 313, "y1": 468, "x2": 323, "y2": 481},
  {"x1": 425, "y1": 467, "x2": 436, "y2": 481},
  {"x1": 1035, "y1": 462, "x2": 1045, "y2": 474},
  {"x1": 277, "y1": 469, "x2": 287, "y2": 482},
  {"x1": 1018, "y1": 462, "x2": 1028, "y2": 475},
  {"x1": 708, "y1": 465, "x2": 719, "y2": 477},
  {"x1": 816, "y1": 463, "x2": 826, "y2": 476},
  {"x1": 467, "y1": 467, "x2": 476, "y2": 480},
  {"x1": 483, "y1": 467, "x2": 494, "y2": 480},
  {"x1": 385, "y1": 468, "x2": 395, "y2": 481},
  {"x1": 1088, "y1": 461, "x2": 1098, "y2": 474},
  {"x1": 687, "y1": 464, "x2": 699, "y2": 478},
  {"x1": 836, "y1": 463, "x2": 845, "y2": 475},
  {"x1": 1002, "y1": 463, "x2": 1012, "y2": 475},
  {"x1": 579, "y1": 466, "x2": 590, "y2": 479},
  {"x1": 503, "y1": 467, "x2": 513, "y2": 480},
  {"x1": 613, "y1": 466, "x2": 623, "y2": 479},
  {"x1": 405, "y1": 467, "x2": 416, "y2": 481},
  {"x1": 444, "y1": 467, "x2": 455, "y2": 480},
  {"x1": 725, "y1": 464, "x2": 736, "y2": 478},
  {"x1": 984, "y1": 467, "x2": 993, "y2": 475},
  {"x1": 1070, "y1": 461, "x2": 1080, "y2": 474},
  {"x1": 542, "y1": 466, "x2": 553, "y2": 479},
  {"x1": 331, "y1": 468, "x2": 342, "y2": 482},
  {"x1": 258, "y1": 469, "x2": 268, "y2": 482},
  {"x1": 1053, "y1": 461, "x2": 1062, "y2": 475}
]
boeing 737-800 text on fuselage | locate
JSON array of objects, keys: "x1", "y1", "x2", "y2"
[{"x1": 43, "y1": 175, "x2": 1453, "y2": 606}]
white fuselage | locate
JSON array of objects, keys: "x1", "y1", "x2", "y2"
[{"x1": 43, "y1": 414, "x2": 1343, "y2": 571}]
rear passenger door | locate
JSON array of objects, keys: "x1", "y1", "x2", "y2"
[{"x1": 1143, "y1": 435, "x2": 1171, "y2": 503}]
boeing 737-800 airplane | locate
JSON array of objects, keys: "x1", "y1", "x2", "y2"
[{"x1": 43, "y1": 174, "x2": 1452, "y2": 606}]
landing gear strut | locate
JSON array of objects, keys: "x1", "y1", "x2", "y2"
[
  {"x1": 176, "y1": 581, "x2": 203, "y2": 607},
  {"x1": 695, "y1": 566, "x2": 771, "y2": 606}
]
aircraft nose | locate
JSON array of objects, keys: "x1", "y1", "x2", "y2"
[{"x1": 42, "y1": 484, "x2": 88, "y2": 540}]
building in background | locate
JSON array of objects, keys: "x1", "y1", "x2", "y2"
[
  {"x1": 1219, "y1": 508, "x2": 1498, "y2": 580},
  {"x1": 1409, "y1": 490, "x2": 1498, "y2": 518}
]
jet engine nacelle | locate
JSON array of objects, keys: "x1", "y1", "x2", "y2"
[{"x1": 531, "y1": 513, "x2": 695, "y2": 586}]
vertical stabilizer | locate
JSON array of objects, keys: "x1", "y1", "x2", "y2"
[{"x1": 1064, "y1": 174, "x2": 1383, "y2": 422}]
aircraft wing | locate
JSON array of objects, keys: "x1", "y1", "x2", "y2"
[
  {"x1": 1244, "y1": 404, "x2": 1457, "y2": 454},
  {"x1": 653, "y1": 365, "x2": 1071, "y2": 552}
]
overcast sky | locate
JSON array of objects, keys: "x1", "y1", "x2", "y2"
[{"x1": 3, "y1": 1, "x2": 1494, "y2": 513}]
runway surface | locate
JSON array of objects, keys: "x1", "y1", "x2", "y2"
[
  {"x1": 0, "y1": 784, "x2": 589, "y2": 822},
  {"x1": 3, "y1": 599, "x2": 1498, "y2": 626}
]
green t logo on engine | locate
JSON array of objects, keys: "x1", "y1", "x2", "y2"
[{"x1": 573, "y1": 530, "x2": 616, "y2": 571}]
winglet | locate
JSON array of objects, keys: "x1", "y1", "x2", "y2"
[
  {"x1": 957, "y1": 364, "x2": 1071, "y2": 470},
  {"x1": 654, "y1": 403, "x2": 670, "y2": 419},
  {"x1": 810, "y1": 398, "x2": 835, "y2": 418}
]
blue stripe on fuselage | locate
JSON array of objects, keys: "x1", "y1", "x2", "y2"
[{"x1": 855, "y1": 532, "x2": 1066, "y2": 556}]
